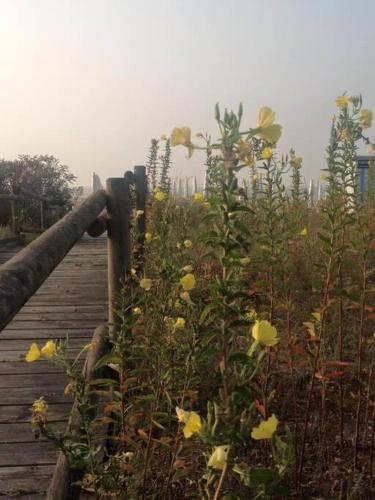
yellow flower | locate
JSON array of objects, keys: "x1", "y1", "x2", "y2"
[
  {"x1": 135, "y1": 210, "x2": 144, "y2": 218},
  {"x1": 41, "y1": 341, "x2": 57, "y2": 358},
  {"x1": 33, "y1": 397, "x2": 48, "y2": 415},
  {"x1": 251, "y1": 414, "x2": 279, "y2": 440},
  {"x1": 174, "y1": 317, "x2": 186, "y2": 330},
  {"x1": 193, "y1": 192, "x2": 204, "y2": 202},
  {"x1": 25, "y1": 343, "x2": 41, "y2": 362},
  {"x1": 208, "y1": 445, "x2": 229, "y2": 470},
  {"x1": 252, "y1": 320, "x2": 279, "y2": 347},
  {"x1": 180, "y1": 273, "x2": 196, "y2": 291},
  {"x1": 311, "y1": 311, "x2": 321, "y2": 322},
  {"x1": 145, "y1": 232, "x2": 152, "y2": 243},
  {"x1": 133, "y1": 307, "x2": 141, "y2": 315},
  {"x1": 360, "y1": 109, "x2": 373, "y2": 129},
  {"x1": 184, "y1": 240, "x2": 192, "y2": 249},
  {"x1": 300, "y1": 228, "x2": 308, "y2": 236},
  {"x1": 171, "y1": 127, "x2": 195, "y2": 158},
  {"x1": 154, "y1": 190, "x2": 168, "y2": 202},
  {"x1": 140, "y1": 278, "x2": 152, "y2": 291},
  {"x1": 240, "y1": 257, "x2": 251, "y2": 266},
  {"x1": 335, "y1": 95, "x2": 352, "y2": 108},
  {"x1": 256, "y1": 107, "x2": 282, "y2": 144},
  {"x1": 175, "y1": 407, "x2": 202, "y2": 438},
  {"x1": 258, "y1": 107, "x2": 276, "y2": 128},
  {"x1": 181, "y1": 264, "x2": 193, "y2": 273},
  {"x1": 261, "y1": 147, "x2": 273, "y2": 160}
]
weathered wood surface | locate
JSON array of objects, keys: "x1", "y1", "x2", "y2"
[
  {"x1": 0, "y1": 190, "x2": 106, "y2": 330},
  {"x1": 0, "y1": 236, "x2": 107, "y2": 498}
]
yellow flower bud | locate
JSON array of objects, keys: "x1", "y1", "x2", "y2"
[
  {"x1": 261, "y1": 147, "x2": 273, "y2": 160},
  {"x1": 140, "y1": 278, "x2": 152, "y2": 291}
]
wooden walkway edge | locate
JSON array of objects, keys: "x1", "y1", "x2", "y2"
[{"x1": 0, "y1": 236, "x2": 108, "y2": 498}]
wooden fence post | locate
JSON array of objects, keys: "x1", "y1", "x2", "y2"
[{"x1": 106, "y1": 178, "x2": 131, "y2": 332}]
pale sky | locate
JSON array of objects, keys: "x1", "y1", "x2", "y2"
[{"x1": 0, "y1": 0, "x2": 374, "y2": 187}]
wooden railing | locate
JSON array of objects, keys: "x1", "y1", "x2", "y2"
[
  {"x1": 0, "y1": 189, "x2": 65, "y2": 243},
  {"x1": 0, "y1": 166, "x2": 147, "y2": 498}
]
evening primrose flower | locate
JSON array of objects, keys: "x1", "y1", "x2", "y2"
[
  {"x1": 360, "y1": 109, "x2": 373, "y2": 129},
  {"x1": 208, "y1": 445, "x2": 230, "y2": 470},
  {"x1": 300, "y1": 228, "x2": 308, "y2": 236},
  {"x1": 41, "y1": 341, "x2": 57, "y2": 358},
  {"x1": 171, "y1": 127, "x2": 196, "y2": 158},
  {"x1": 145, "y1": 232, "x2": 152, "y2": 243},
  {"x1": 193, "y1": 192, "x2": 204, "y2": 202},
  {"x1": 180, "y1": 273, "x2": 196, "y2": 291},
  {"x1": 256, "y1": 107, "x2": 282, "y2": 144},
  {"x1": 251, "y1": 414, "x2": 279, "y2": 440},
  {"x1": 261, "y1": 147, "x2": 273, "y2": 160},
  {"x1": 154, "y1": 190, "x2": 168, "y2": 202},
  {"x1": 133, "y1": 307, "x2": 141, "y2": 315},
  {"x1": 335, "y1": 95, "x2": 352, "y2": 108},
  {"x1": 252, "y1": 320, "x2": 279, "y2": 347},
  {"x1": 240, "y1": 257, "x2": 251, "y2": 266},
  {"x1": 25, "y1": 343, "x2": 41, "y2": 362},
  {"x1": 175, "y1": 407, "x2": 202, "y2": 438},
  {"x1": 174, "y1": 317, "x2": 186, "y2": 330},
  {"x1": 184, "y1": 240, "x2": 192, "y2": 249},
  {"x1": 140, "y1": 278, "x2": 152, "y2": 291}
]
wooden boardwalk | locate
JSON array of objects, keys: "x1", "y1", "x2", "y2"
[{"x1": 0, "y1": 236, "x2": 108, "y2": 498}]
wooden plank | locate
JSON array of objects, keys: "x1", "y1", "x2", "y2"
[
  {"x1": 0, "y1": 443, "x2": 57, "y2": 466},
  {"x1": 0, "y1": 329, "x2": 93, "y2": 340},
  {"x1": 0, "y1": 386, "x2": 73, "y2": 405},
  {"x1": 0, "y1": 373, "x2": 67, "y2": 388},
  {"x1": 0, "y1": 422, "x2": 66, "y2": 443},
  {"x1": 0, "y1": 236, "x2": 108, "y2": 494},
  {"x1": 0, "y1": 465, "x2": 55, "y2": 496},
  {"x1": 0, "y1": 403, "x2": 71, "y2": 423}
]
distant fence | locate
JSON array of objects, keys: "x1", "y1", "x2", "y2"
[
  {"x1": 0, "y1": 191, "x2": 64, "y2": 243},
  {"x1": 170, "y1": 174, "x2": 326, "y2": 205}
]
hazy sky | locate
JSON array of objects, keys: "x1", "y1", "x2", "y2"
[{"x1": 1, "y1": 0, "x2": 374, "y2": 187}]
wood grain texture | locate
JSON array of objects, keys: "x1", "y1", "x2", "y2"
[{"x1": 0, "y1": 236, "x2": 107, "y2": 497}]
